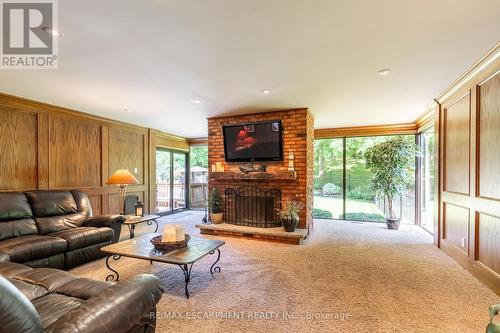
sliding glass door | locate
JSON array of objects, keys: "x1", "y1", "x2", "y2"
[
  {"x1": 313, "y1": 139, "x2": 344, "y2": 219},
  {"x1": 419, "y1": 128, "x2": 436, "y2": 233},
  {"x1": 189, "y1": 145, "x2": 208, "y2": 210},
  {"x1": 314, "y1": 134, "x2": 416, "y2": 223},
  {"x1": 156, "y1": 149, "x2": 172, "y2": 213},
  {"x1": 173, "y1": 153, "x2": 187, "y2": 210},
  {"x1": 156, "y1": 148, "x2": 188, "y2": 215}
]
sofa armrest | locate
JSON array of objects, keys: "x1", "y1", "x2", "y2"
[
  {"x1": 45, "y1": 274, "x2": 163, "y2": 333},
  {"x1": 0, "y1": 276, "x2": 43, "y2": 333},
  {"x1": 84, "y1": 215, "x2": 126, "y2": 243},
  {"x1": 0, "y1": 252, "x2": 10, "y2": 262},
  {"x1": 84, "y1": 214, "x2": 125, "y2": 228}
]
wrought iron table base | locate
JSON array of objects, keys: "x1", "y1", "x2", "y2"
[
  {"x1": 127, "y1": 219, "x2": 159, "y2": 238},
  {"x1": 105, "y1": 255, "x2": 121, "y2": 281},
  {"x1": 209, "y1": 248, "x2": 221, "y2": 274},
  {"x1": 176, "y1": 248, "x2": 221, "y2": 298},
  {"x1": 177, "y1": 263, "x2": 194, "y2": 298},
  {"x1": 104, "y1": 248, "x2": 222, "y2": 298}
]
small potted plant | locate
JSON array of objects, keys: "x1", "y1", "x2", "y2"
[
  {"x1": 364, "y1": 137, "x2": 420, "y2": 230},
  {"x1": 209, "y1": 188, "x2": 223, "y2": 224},
  {"x1": 487, "y1": 304, "x2": 500, "y2": 333},
  {"x1": 276, "y1": 200, "x2": 303, "y2": 232}
]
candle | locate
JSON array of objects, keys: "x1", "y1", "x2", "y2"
[
  {"x1": 162, "y1": 225, "x2": 176, "y2": 242},
  {"x1": 288, "y1": 151, "x2": 295, "y2": 171},
  {"x1": 175, "y1": 224, "x2": 185, "y2": 241}
]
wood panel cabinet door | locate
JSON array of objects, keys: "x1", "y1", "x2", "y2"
[
  {"x1": 443, "y1": 92, "x2": 470, "y2": 196},
  {"x1": 0, "y1": 110, "x2": 38, "y2": 191},
  {"x1": 48, "y1": 116, "x2": 102, "y2": 189},
  {"x1": 477, "y1": 71, "x2": 500, "y2": 200}
]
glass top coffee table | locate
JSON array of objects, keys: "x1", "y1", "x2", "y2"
[{"x1": 101, "y1": 233, "x2": 225, "y2": 298}]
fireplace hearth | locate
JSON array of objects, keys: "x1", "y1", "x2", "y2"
[{"x1": 224, "y1": 186, "x2": 282, "y2": 228}]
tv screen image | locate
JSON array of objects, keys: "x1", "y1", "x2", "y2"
[{"x1": 223, "y1": 120, "x2": 283, "y2": 162}]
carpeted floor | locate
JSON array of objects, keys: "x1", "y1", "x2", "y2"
[{"x1": 70, "y1": 211, "x2": 499, "y2": 332}]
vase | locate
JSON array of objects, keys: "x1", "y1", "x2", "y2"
[
  {"x1": 282, "y1": 216, "x2": 299, "y2": 232},
  {"x1": 211, "y1": 213, "x2": 223, "y2": 224},
  {"x1": 386, "y1": 218, "x2": 400, "y2": 230}
]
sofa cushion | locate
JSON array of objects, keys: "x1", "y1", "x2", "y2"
[
  {"x1": 0, "y1": 235, "x2": 67, "y2": 263},
  {"x1": 0, "y1": 193, "x2": 38, "y2": 241},
  {"x1": 25, "y1": 191, "x2": 77, "y2": 217},
  {"x1": 0, "y1": 219, "x2": 39, "y2": 242},
  {"x1": 14, "y1": 268, "x2": 77, "y2": 293},
  {"x1": 0, "y1": 193, "x2": 33, "y2": 221},
  {"x1": 25, "y1": 191, "x2": 92, "y2": 234},
  {"x1": 32, "y1": 294, "x2": 83, "y2": 329},
  {"x1": 8, "y1": 278, "x2": 49, "y2": 301},
  {"x1": 0, "y1": 261, "x2": 34, "y2": 277},
  {"x1": 34, "y1": 214, "x2": 91, "y2": 235},
  {"x1": 48, "y1": 227, "x2": 114, "y2": 251},
  {"x1": 70, "y1": 190, "x2": 93, "y2": 217},
  {"x1": 55, "y1": 278, "x2": 113, "y2": 300}
]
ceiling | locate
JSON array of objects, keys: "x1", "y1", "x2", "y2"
[{"x1": 1, "y1": 0, "x2": 500, "y2": 138}]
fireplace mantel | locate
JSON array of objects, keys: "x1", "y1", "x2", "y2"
[{"x1": 209, "y1": 171, "x2": 297, "y2": 180}]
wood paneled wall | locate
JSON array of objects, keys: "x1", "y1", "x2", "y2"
[
  {"x1": 439, "y1": 57, "x2": 500, "y2": 294},
  {"x1": 0, "y1": 93, "x2": 188, "y2": 215}
]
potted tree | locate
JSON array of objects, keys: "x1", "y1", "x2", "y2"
[
  {"x1": 209, "y1": 188, "x2": 224, "y2": 224},
  {"x1": 276, "y1": 200, "x2": 303, "y2": 232},
  {"x1": 364, "y1": 137, "x2": 420, "y2": 230}
]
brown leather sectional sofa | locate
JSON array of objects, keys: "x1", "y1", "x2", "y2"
[
  {"x1": 0, "y1": 190, "x2": 125, "y2": 269},
  {"x1": 0, "y1": 190, "x2": 165, "y2": 332},
  {"x1": 0, "y1": 261, "x2": 163, "y2": 333}
]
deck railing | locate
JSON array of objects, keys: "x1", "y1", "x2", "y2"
[
  {"x1": 156, "y1": 182, "x2": 208, "y2": 211},
  {"x1": 190, "y1": 183, "x2": 208, "y2": 209}
]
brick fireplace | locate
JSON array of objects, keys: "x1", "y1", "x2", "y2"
[{"x1": 207, "y1": 108, "x2": 314, "y2": 232}]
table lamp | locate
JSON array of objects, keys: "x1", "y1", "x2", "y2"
[{"x1": 106, "y1": 169, "x2": 139, "y2": 214}]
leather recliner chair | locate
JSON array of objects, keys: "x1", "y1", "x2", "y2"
[
  {"x1": 0, "y1": 190, "x2": 125, "y2": 269},
  {"x1": 0, "y1": 261, "x2": 163, "y2": 333}
]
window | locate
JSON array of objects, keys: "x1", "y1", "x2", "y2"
[{"x1": 314, "y1": 135, "x2": 416, "y2": 224}]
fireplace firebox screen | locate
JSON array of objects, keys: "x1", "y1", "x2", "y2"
[{"x1": 224, "y1": 186, "x2": 282, "y2": 228}]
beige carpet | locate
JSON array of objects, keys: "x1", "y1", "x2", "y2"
[{"x1": 71, "y1": 211, "x2": 499, "y2": 332}]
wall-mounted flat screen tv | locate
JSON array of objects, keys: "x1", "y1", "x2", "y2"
[{"x1": 222, "y1": 120, "x2": 283, "y2": 162}]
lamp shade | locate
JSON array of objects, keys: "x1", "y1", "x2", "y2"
[{"x1": 106, "y1": 169, "x2": 139, "y2": 185}]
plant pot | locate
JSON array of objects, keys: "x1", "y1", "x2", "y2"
[
  {"x1": 386, "y1": 218, "x2": 400, "y2": 230},
  {"x1": 211, "y1": 213, "x2": 223, "y2": 224},
  {"x1": 282, "y1": 216, "x2": 299, "y2": 232}
]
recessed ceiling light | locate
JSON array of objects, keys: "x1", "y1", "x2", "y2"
[
  {"x1": 378, "y1": 69, "x2": 390, "y2": 76},
  {"x1": 123, "y1": 109, "x2": 131, "y2": 112},
  {"x1": 191, "y1": 98, "x2": 202, "y2": 104},
  {"x1": 261, "y1": 89, "x2": 270, "y2": 95},
  {"x1": 42, "y1": 27, "x2": 62, "y2": 37}
]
